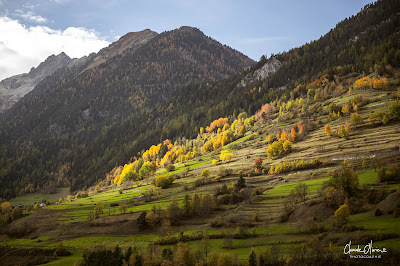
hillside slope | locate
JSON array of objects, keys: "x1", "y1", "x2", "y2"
[{"x1": 0, "y1": 26, "x2": 254, "y2": 199}]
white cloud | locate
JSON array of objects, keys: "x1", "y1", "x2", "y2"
[
  {"x1": 0, "y1": 17, "x2": 110, "y2": 81},
  {"x1": 15, "y1": 10, "x2": 48, "y2": 24}
]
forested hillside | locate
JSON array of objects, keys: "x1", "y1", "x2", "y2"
[{"x1": 0, "y1": 0, "x2": 399, "y2": 200}]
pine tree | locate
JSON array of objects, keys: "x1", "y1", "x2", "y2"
[{"x1": 249, "y1": 248, "x2": 257, "y2": 266}]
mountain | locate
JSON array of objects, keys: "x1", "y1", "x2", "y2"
[
  {"x1": 0, "y1": 26, "x2": 254, "y2": 199},
  {"x1": 0, "y1": 52, "x2": 85, "y2": 112},
  {"x1": 83, "y1": 29, "x2": 158, "y2": 72}
]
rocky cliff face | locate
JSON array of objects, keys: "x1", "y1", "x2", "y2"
[
  {"x1": 238, "y1": 57, "x2": 282, "y2": 87},
  {"x1": 0, "y1": 52, "x2": 85, "y2": 112}
]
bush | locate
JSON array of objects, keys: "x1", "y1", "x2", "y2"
[
  {"x1": 194, "y1": 177, "x2": 211, "y2": 187},
  {"x1": 220, "y1": 150, "x2": 234, "y2": 161},
  {"x1": 155, "y1": 175, "x2": 174, "y2": 189},
  {"x1": 377, "y1": 163, "x2": 400, "y2": 182},
  {"x1": 201, "y1": 169, "x2": 211, "y2": 177},
  {"x1": 266, "y1": 139, "x2": 292, "y2": 158},
  {"x1": 166, "y1": 164, "x2": 175, "y2": 172}
]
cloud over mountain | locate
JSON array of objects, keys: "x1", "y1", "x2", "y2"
[{"x1": 0, "y1": 17, "x2": 109, "y2": 81}]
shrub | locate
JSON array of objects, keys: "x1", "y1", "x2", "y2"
[
  {"x1": 369, "y1": 111, "x2": 389, "y2": 125},
  {"x1": 201, "y1": 169, "x2": 211, "y2": 177},
  {"x1": 154, "y1": 175, "x2": 174, "y2": 189},
  {"x1": 377, "y1": 163, "x2": 400, "y2": 182},
  {"x1": 388, "y1": 101, "x2": 400, "y2": 119},
  {"x1": 220, "y1": 150, "x2": 234, "y2": 161},
  {"x1": 194, "y1": 177, "x2": 211, "y2": 187},
  {"x1": 166, "y1": 164, "x2": 175, "y2": 172}
]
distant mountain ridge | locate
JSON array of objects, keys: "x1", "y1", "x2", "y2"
[
  {"x1": 0, "y1": 52, "x2": 85, "y2": 112},
  {"x1": 83, "y1": 29, "x2": 158, "y2": 72}
]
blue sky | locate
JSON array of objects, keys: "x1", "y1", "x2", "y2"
[{"x1": 0, "y1": 0, "x2": 372, "y2": 80}]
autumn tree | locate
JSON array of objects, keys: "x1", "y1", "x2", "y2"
[
  {"x1": 297, "y1": 122, "x2": 304, "y2": 135},
  {"x1": 253, "y1": 158, "x2": 263, "y2": 173},
  {"x1": 341, "y1": 103, "x2": 351, "y2": 115},
  {"x1": 336, "y1": 124, "x2": 349, "y2": 138},
  {"x1": 154, "y1": 175, "x2": 174, "y2": 189},
  {"x1": 350, "y1": 112, "x2": 362, "y2": 126},
  {"x1": 1, "y1": 202, "x2": 11, "y2": 214},
  {"x1": 173, "y1": 242, "x2": 195, "y2": 266},
  {"x1": 266, "y1": 139, "x2": 293, "y2": 158},
  {"x1": 208, "y1": 252, "x2": 233, "y2": 266},
  {"x1": 290, "y1": 128, "x2": 296, "y2": 142},
  {"x1": 373, "y1": 77, "x2": 389, "y2": 89},
  {"x1": 220, "y1": 150, "x2": 234, "y2": 161},
  {"x1": 324, "y1": 124, "x2": 331, "y2": 136},
  {"x1": 353, "y1": 76, "x2": 372, "y2": 90},
  {"x1": 333, "y1": 204, "x2": 350, "y2": 228},
  {"x1": 139, "y1": 162, "x2": 156, "y2": 179},
  {"x1": 280, "y1": 129, "x2": 287, "y2": 141},
  {"x1": 369, "y1": 110, "x2": 389, "y2": 125}
]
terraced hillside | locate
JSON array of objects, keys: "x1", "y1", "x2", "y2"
[{"x1": 1, "y1": 69, "x2": 400, "y2": 265}]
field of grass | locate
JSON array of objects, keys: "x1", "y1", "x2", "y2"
[{"x1": 9, "y1": 188, "x2": 70, "y2": 206}]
